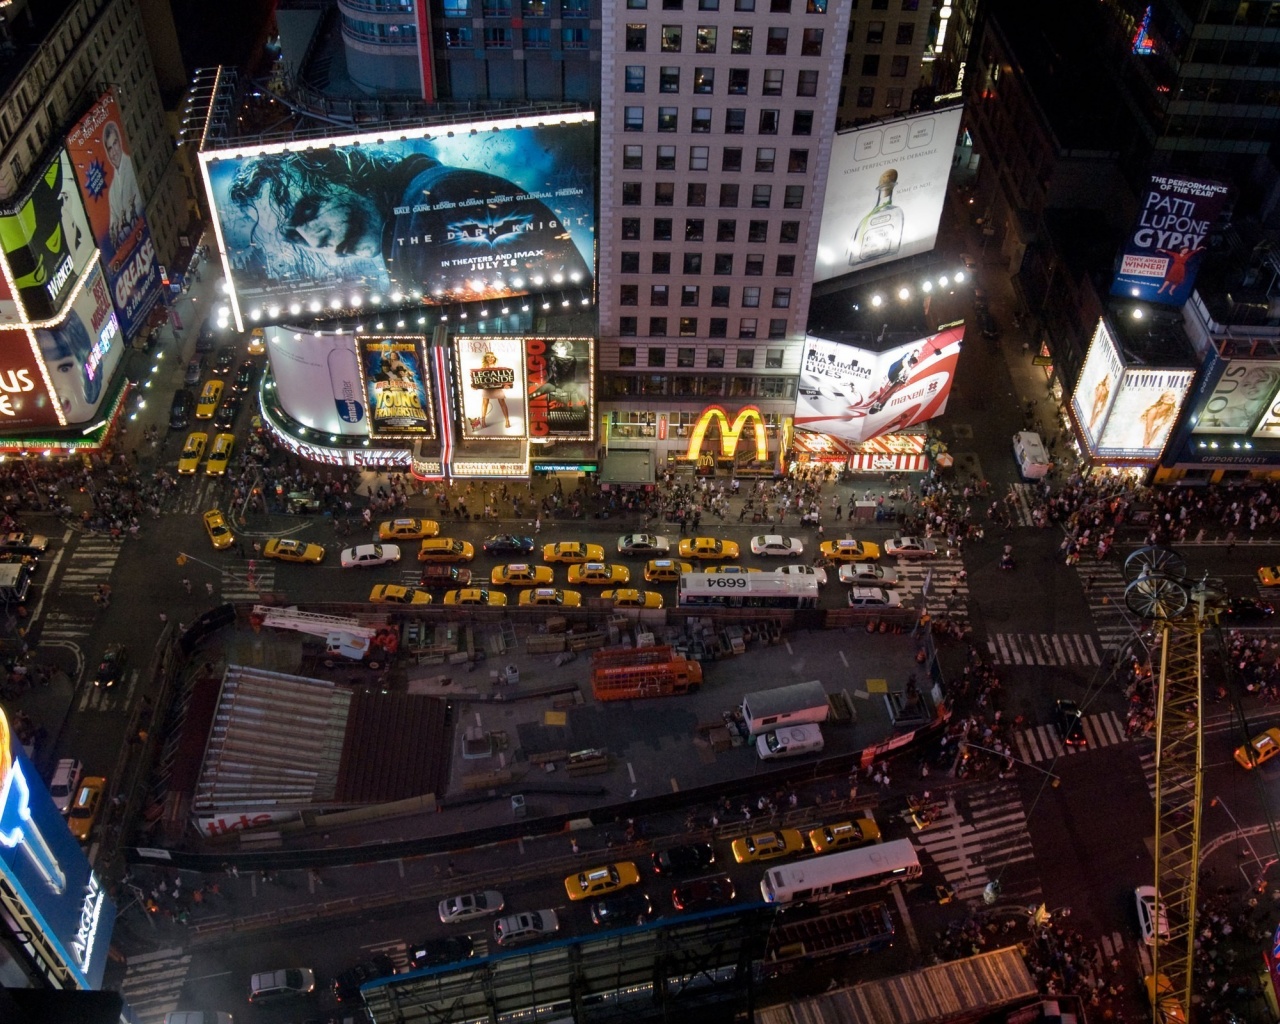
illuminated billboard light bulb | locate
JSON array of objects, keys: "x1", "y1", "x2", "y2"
[
  {"x1": 480, "y1": 309, "x2": 489, "y2": 317},
  {"x1": 330, "y1": 298, "x2": 342, "y2": 309},
  {"x1": 470, "y1": 280, "x2": 485, "y2": 293},
  {"x1": 532, "y1": 275, "x2": 545, "y2": 287},
  {"x1": 581, "y1": 297, "x2": 590, "y2": 305},
  {"x1": 289, "y1": 303, "x2": 301, "y2": 315},
  {"x1": 922, "y1": 281, "x2": 933, "y2": 293},
  {"x1": 267, "y1": 306, "x2": 280, "y2": 318},
  {"x1": 417, "y1": 317, "x2": 426, "y2": 324},
  {"x1": 562, "y1": 299, "x2": 571, "y2": 307},
  {"x1": 542, "y1": 302, "x2": 551, "y2": 310},
  {"x1": 570, "y1": 271, "x2": 583, "y2": 283},
  {"x1": 371, "y1": 295, "x2": 382, "y2": 305},
  {"x1": 512, "y1": 278, "x2": 525, "y2": 289},
  {"x1": 955, "y1": 271, "x2": 966, "y2": 283},
  {"x1": 871, "y1": 295, "x2": 883, "y2": 307},
  {"x1": 553, "y1": 273, "x2": 564, "y2": 284},
  {"x1": 374, "y1": 322, "x2": 384, "y2": 330},
  {"x1": 522, "y1": 304, "x2": 530, "y2": 312},
  {"x1": 309, "y1": 300, "x2": 321, "y2": 312},
  {"x1": 352, "y1": 295, "x2": 364, "y2": 307},
  {"x1": 250, "y1": 309, "x2": 261, "y2": 321},
  {"x1": 939, "y1": 275, "x2": 949, "y2": 287},
  {"x1": 897, "y1": 287, "x2": 911, "y2": 301},
  {"x1": 459, "y1": 312, "x2": 468, "y2": 319},
  {"x1": 396, "y1": 320, "x2": 405, "y2": 328},
  {"x1": 391, "y1": 292, "x2": 404, "y2": 303},
  {"x1": 0, "y1": 719, "x2": 68, "y2": 895},
  {"x1": 440, "y1": 315, "x2": 448, "y2": 321},
  {"x1": 501, "y1": 307, "x2": 509, "y2": 315},
  {"x1": 1132, "y1": 308, "x2": 1144, "y2": 319}
]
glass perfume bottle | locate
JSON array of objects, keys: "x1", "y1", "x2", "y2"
[{"x1": 849, "y1": 168, "x2": 904, "y2": 265}]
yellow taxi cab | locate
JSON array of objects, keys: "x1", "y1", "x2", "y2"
[
  {"x1": 601, "y1": 589, "x2": 664, "y2": 609},
  {"x1": 417, "y1": 538, "x2": 475, "y2": 563},
  {"x1": 542, "y1": 541, "x2": 605, "y2": 564},
  {"x1": 1259, "y1": 565, "x2": 1280, "y2": 587},
  {"x1": 67, "y1": 776, "x2": 106, "y2": 842},
  {"x1": 567, "y1": 562, "x2": 631, "y2": 586},
  {"x1": 177, "y1": 432, "x2": 207, "y2": 474},
  {"x1": 564, "y1": 862, "x2": 641, "y2": 901},
  {"x1": 730, "y1": 828, "x2": 805, "y2": 864},
  {"x1": 369, "y1": 584, "x2": 432, "y2": 605},
  {"x1": 262, "y1": 538, "x2": 326, "y2": 564},
  {"x1": 205, "y1": 433, "x2": 235, "y2": 476},
  {"x1": 1144, "y1": 973, "x2": 1187, "y2": 1024},
  {"x1": 807, "y1": 819, "x2": 882, "y2": 854},
  {"x1": 195, "y1": 379, "x2": 224, "y2": 419},
  {"x1": 378, "y1": 518, "x2": 440, "y2": 541},
  {"x1": 519, "y1": 587, "x2": 582, "y2": 608},
  {"x1": 443, "y1": 588, "x2": 508, "y2": 606},
  {"x1": 678, "y1": 537, "x2": 740, "y2": 560},
  {"x1": 819, "y1": 538, "x2": 881, "y2": 563},
  {"x1": 203, "y1": 508, "x2": 234, "y2": 550},
  {"x1": 247, "y1": 327, "x2": 266, "y2": 355},
  {"x1": 1234, "y1": 727, "x2": 1280, "y2": 769},
  {"x1": 644, "y1": 559, "x2": 693, "y2": 583},
  {"x1": 491, "y1": 563, "x2": 554, "y2": 587},
  {"x1": 705, "y1": 565, "x2": 760, "y2": 574}
]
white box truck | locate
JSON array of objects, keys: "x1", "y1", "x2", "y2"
[{"x1": 741, "y1": 680, "x2": 830, "y2": 736}]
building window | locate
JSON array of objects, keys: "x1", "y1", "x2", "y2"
[
  {"x1": 768, "y1": 320, "x2": 787, "y2": 340},
  {"x1": 650, "y1": 317, "x2": 668, "y2": 336},
  {"x1": 886, "y1": 87, "x2": 904, "y2": 110},
  {"x1": 622, "y1": 216, "x2": 641, "y2": 238},
  {"x1": 685, "y1": 218, "x2": 705, "y2": 241},
  {"x1": 714, "y1": 255, "x2": 734, "y2": 277},
  {"x1": 712, "y1": 281, "x2": 731, "y2": 300},
  {"x1": 902, "y1": 0, "x2": 919, "y2": 8},
  {"x1": 722, "y1": 148, "x2": 743, "y2": 172},
  {"x1": 444, "y1": 0, "x2": 470, "y2": 14},
  {"x1": 755, "y1": 147, "x2": 776, "y2": 172},
  {"x1": 742, "y1": 286, "x2": 760, "y2": 307},
  {"x1": 772, "y1": 287, "x2": 791, "y2": 308},
  {"x1": 626, "y1": 23, "x2": 647, "y2": 49},
  {"x1": 748, "y1": 220, "x2": 768, "y2": 242},
  {"x1": 807, "y1": 0, "x2": 826, "y2": 11},
  {"x1": 683, "y1": 253, "x2": 703, "y2": 274},
  {"x1": 623, "y1": 145, "x2": 643, "y2": 169},
  {"x1": 482, "y1": 28, "x2": 512, "y2": 49},
  {"x1": 625, "y1": 66, "x2": 646, "y2": 91},
  {"x1": 766, "y1": 346, "x2": 785, "y2": 366},
  {"x1": 717, "y1": 220, "x2": 736, "y2": 242},
  {"x1": 856, "y1": 86, "x2": 875, "y2": 107},
  {"x1": 890, "y1": 54, "x2": 908, "y2": 77},
  {"x1": 562, "y1": 0, "x2": 588, "y2": 15},
  {"x1": 776, "y1": 254, "x2": 795, "y2": 276},
  {"x1": 707, "y1": 347, "x2": 725, "y2": 367},
  {"x1": 658, "y1": 106, "x2": 678, "y2": 131},
  {"x1": 523, "y1": 27, "x2": 550, "y2": 47},
  {"x1": 866, "y1": 20, "x2": 884, "y2": 43},
  {"x1": 619, "y1": 346, "x2": 637, "y2": 365},
  {"x1": 728, "y1": 68, "x2": 749, "y2": 94},
  {"x1": 759, "y1": 109, "x2": 779, "y2": 134},
  {"x1": 678, "y1": 347, "x2": 696, "y2": 367},
  {"x1": 445, "y1": 26, "x2": 473, "y2": 46},
  {"x1": 654, "y1": 219, "x2": 673, "y2": 241},
  {"x1": 679, "y1": 317, "x2": 698, "y2": 336},
  {"x1": 485, "y1": 0, "x2": 512, "y2": 15},
  {"x1": 737, "y1": 346, "x2": 756, "y2": 366},
  {"x1": 620, "y1": 319, "x2": 638, "y2": 337},
  {"x1": 738, "y1": 324, "x2": 758, "y2": 343},
  {"x1": 787, "y1": 149, "x2": 809, "y2": 174},
  {"x1": 766, "y1": 27, "x2": 788, "y2": 54},
  {"x1": 861, "y1": 54, "x2": 879, "y2": 75},
  {"x1": 896, "y1": 21, "x2": 914, "y2": 45},
  {"x1": 724, "y1": 109, "x2": 746, "y2": 134},
  {"x1": 771, "y1": 0, "x2": 790, "y2": 10},
  {"x1": 735, "y1": 0, "x2": 755, "y2": 8},
  {"x1": 697, "y1": 25, "x2": 718, "y2": 51},
  {"x1": 689, "y1": 146, "x2": 710, "y2": 170},
  {"x1": 694, "y1": 66, "x2": 714, "y2": 92},
  {"x1": 664, "y1": 0, "x2": 682, "y2": 7},
  {"x1": 688, "y1": 183, "x2": 707, "y2": 206},
  {"x1": 709, "y1": 319, "x2": 728, "y2": 338},
  {"x1": 626, "y1": 0, "x2": 645, "y2": 7},
  {"x1": 661, "y1": 24, "x2": 682, "y2": 50},
  {"x1": 653, "y1": 252, "x2": 672, "y2": 272},
  {"x1": 648, "y1": 346, "x2": 667, "y2": 366},
  {"x1": 655, "y1": 182, "x2": 675, "y2": 205},
  {"x1": 622, "y1": 183, "x2": 642, "y2": 206},
  {"x1": 692, "y1": 107, "x2": 712, "y2": 132},
  {"x1": 621, "y1": 251, "x2": 640, "y2": 272},
  {"x1": 660, "y1": 66, "x2": 680, "y2": 91},
  {"x1": 792, "y1": 111, "x2": 813, "y2": 135},
  {"x1": 700, "y1": 0, "x2": 719, "y2": 8},
  {"x1": 681, "y1": 284, "x2": 700, "y2": 305},
  {"x1": 762, "y1": 69, "x2": 783, "y2": 95},
  {"x1": 620, "y1": 284, "x2": 639, "y2": 304},
  {"x1": 624, "y1": 106, "x2": 644, "y2": 131},
  {"x1": 796, "y1": 70, "x2": 819, "y2": 96},
  {"x1": 800, "y1": 27, "x2": 823, "y2": 54},
  {"x1": 719, "y1": 184, "x2": 739, "y2": 207},
  {"x1": 751, "y1": 184, "x2": 772, "y2": 208},
  {"x1": 745, "y1": 254, "x2": 765, "y2": 276},
  {"x1": 783, "y1": 185, "x2": 805, "y2": 208},
  {"x1": 656, "y1": 145, "x2": 676, "y2": 169},
  {"x1": 731, "y1": 26, "x2": 752, "y2": 52},
  {"x1": 779, "y1": 220, "x2": 799, "y2": 242}
]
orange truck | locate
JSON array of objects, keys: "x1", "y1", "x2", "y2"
[{"x1": 590, "y1": 645, "x2": 703, "y2": 700}]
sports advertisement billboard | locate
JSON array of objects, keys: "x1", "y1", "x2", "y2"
[
  {"x1": 525, "y1": 336, "x2": 592, "y2": 439},
  {"x1": 1095, "y1": 368, "x2": 1194, "y2": 458},
  {"x1": 360, "y1": 336, "x2": 436, "y2": 438},
  {"x1": 35, "y1": 261, "x2": 123, "y2": 426},
  {"x1": 264, "y1": 328, "x2": 367, "y2": 436},
  {"x1": 0, "y1": 714, "x2": 116, "y2": 990},
  {"x1": 1070, "y1": 321, "x2": 1124, "y2": 451},
  {"x1": 456, "y1": 336, "x2": 526, "y2": 439},
  {"x1": 1110, "y1": 175, "x2": 1229, "y2": 306},
  {"x1": 0, "y1": 328, "x2": 60, "y2": 428},
  {"x1": 65, "y1": 89, "x2": 163, "y2": 339},
  {"x1": 813, "y1": 106, "x2": 963, "y2": 283},
  {"x1": 200, "y1": 113, "x2": 596, "y2": 328},
  {"x1": 0, "y1": 152, "x2": 96, "y2": 323},
  {"x1": 793, "y1": 322, "x2": 965, "y2": 444},
  {"x1": 1190, "y1": 360, "x2": 1280, "y2": 435}
]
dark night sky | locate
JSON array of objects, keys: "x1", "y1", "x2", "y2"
[{"x1": 167, "y1": 0, "x2": 276, "y2": 72}]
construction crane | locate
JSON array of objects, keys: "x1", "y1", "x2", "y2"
[{"x1": 1123, "y1": 546, "x2": 1227, "y2": 1021}]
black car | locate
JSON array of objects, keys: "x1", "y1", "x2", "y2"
[
  {"x1": 332, "y1": 953, "x2": 396, "y2": 1001},
  {"x1": 649, "y1": 843, "x2": 715, "y2": 876},
  {"x1": 483, "y1": 534, "x2": 535, "y2": 555},
  {"x1": 214, "y1": 396, "x2": 243, "y2": 431},
  {"x1": 1052, "y1": 698, "x2": 1086, "y2": 747},
  {"x1": 421, "y1": 564, "x2": 473, "y2": 587},
  {"x1": 169, "y1": 389, "x2": 194, "y2": 430},
  {"x1": 234, "y1": 360, "x2": 257, "y2": 392},
  {"x1": 1223, "y1": 597, "x2": 1275, "y2": 625},
  {"x1": 95, "y1": 644, "x2": 127, "y2": 689},
  {"x1": 590, "y1": 889, "x2": 654, "y2": 927},
  {"x1": 408, "y1": 935, "x2": 475, "y2": 970},
  {"x1": 213, "y1": 348, "x2": 236, "y2": 375},
  {"x1": 671, "y1": 873, "x2": 735, "y2": 913},
  {"x1": 978, "y1": 311, "x2": 1000, "y2": 339}
]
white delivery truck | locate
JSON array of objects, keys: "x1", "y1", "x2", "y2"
[
  {"x1": 1013, "y1": 431, "x2": 1052, "y2": 480},
  {"x1": 756, "y1": 723, "x2": 825, "y2": 760},
  {"x1": 741, "y1": 680, "x2": 830, "y2": 736}
]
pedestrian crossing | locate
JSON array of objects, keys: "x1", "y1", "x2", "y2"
[
  {"x1": 1006, "y1": 483, "x2": 1044, "y2": 527},
  {"x1": 1013, "y1": 710, "x2": 1127, "y2": 764},
  {"x1": 1075, "y1": 562, "x2": 1143, "y2": 656},
  {"x1": 913, "y1": 782, "x2": 1040, "y2": 903},
  {"x1": 37, "y1": 609, "x2": 96, "y2": 641},
  {"x1": 221, "y1": 563, "x2": 275, "y2": 601},
  {"x1": 58, "y1": 536, "x2": 123, "y2": 595},
  {"x1": 987, "y1": 632, "x2": 1103, "y2": 667},
  {"x1": 119, "y1": 947, "x2": 192, "y2": 1024},
  {"x1": 896, "y1": 556, "x2": 971, "y2": 632}
]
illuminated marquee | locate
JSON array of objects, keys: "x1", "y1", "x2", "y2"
[{"x1": 684, "y1": 405, "x2": 769, "y2": 463}]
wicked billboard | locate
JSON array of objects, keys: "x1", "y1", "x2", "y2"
[{"x1": 200, "y1": 113, "x2": 596, "y2": 328}]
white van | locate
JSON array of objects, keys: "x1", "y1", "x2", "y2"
[
  {"x1": 1013, "y1": 431, "x2": 1052, "y2": 480},
  {"x1": 756, "y1": 723, "x2": 824, "y2": 761},
  {"x1": 248, "y1": 968, "x2": 315, "y2": 1003}
]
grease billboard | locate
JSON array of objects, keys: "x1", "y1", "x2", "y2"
[
  {"x1": 1095, "y1": 368, "x2": 1194, "y2": 458},
  {"x1": 35, "y1": 261, "x2": 123, "y2": 426},
  {"x1": 814, "y1": 106, "x2": 963, "y2": 283},
  {"x1": 360, "y1": 336, "x2": 436, "y2": 437},
  {"x1": 525, "y1": 336, "x2": 592, "y2": 439},
  {"x1": 1070, "y1": 321, "x2": 1124, "y2": 451},
  {"x1": 264, "y1": 329, "x2": 367, "y2": 436},
  {"x1": 793, "y1": 323, "x2": 965, "y2": 444},
  {"x1": 65, "y1": 89, "x2": 163, "y2": 339},
  {"x1": 1110, "y1": 175, "x2": 1229, "y2": 306},
  {"x1": 456, "y1": 336, "x2": 526, "y2": 439},
  {"x1": 0, "y1": 328, "x2": 60, "y2": 428},
  {"x1": 200, "y1": 113, "x2": 596, "y2": 328}
]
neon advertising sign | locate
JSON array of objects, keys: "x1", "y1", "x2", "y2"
[{"x1": 684, "y1": 405, "x2": 769, "y2": 463}]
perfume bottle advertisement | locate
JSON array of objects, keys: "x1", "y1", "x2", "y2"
[{"x1": 814, "y1": 106, "x2": 965, "y2": 283}]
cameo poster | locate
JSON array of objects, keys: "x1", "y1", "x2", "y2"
[
  {"x1": 1110, "y1": 175, "x2": 1229, "y2": 307},
  {"x1": 525, "y1": 336, "x2": 592, "y2": 439},
  {"x1": 360, "y1": 337, "x2": 434, "y2": 437},
  {"x1": 200, "y1": 114, "x2": 596, "y2": 322},
  {"x1": 456, "y1": 336, "x2": 526, "y2": 439}
]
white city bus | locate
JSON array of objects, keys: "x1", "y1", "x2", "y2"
[
  {"x1": 760, "y1": 839, "x2": 921, "y2": 905},
  {"x1": 677, "y1": 571, "x2": 820, "y2": 610}
]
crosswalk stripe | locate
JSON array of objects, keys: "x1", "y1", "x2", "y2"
[
  {"x1": 119, "y1": 950, "x2": 193, "y2": 1024},
  {"x1": 1012, "y1": 711, "x2": 1126, "y2": 763},
  {"x1": 987, "y1": 633, "x2": 1101, "y2": 667},
  {"x1": 914, "y1": 783, "x2": 1040, "y2": 902}
]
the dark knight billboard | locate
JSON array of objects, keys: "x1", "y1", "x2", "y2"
[
  {"x1": 1111, "y1": 175, "x2": 1230, "y2": 307},
  {"x1": 200, "y1": 113, "x2": 596, "y2": 328}
]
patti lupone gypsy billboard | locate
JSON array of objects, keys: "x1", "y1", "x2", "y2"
[
  {"x1": 64, "y1": 89, "x2": 163, "y2": 339},
  {"x1": 525, "y1": 336, "x2": 592, "y2": 439},
  {"x1": 200, "y1": 113, "x2": 596, "y2": 329},
  {"x1": 1110, "y1": 175, "x2": 1229, "y2": 307},
  {"x1": 456, "y1": 336, "x2": 526, "y2": 439},
  {"x1": 359, "y1": 336, "x2": 436, "y2": 437},
  {"x1": 793, "y1": 323, "x2": 965, "y2": 443}
]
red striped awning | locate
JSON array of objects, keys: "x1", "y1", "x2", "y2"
[{"x1": 846, "y1": 453, "x2": 930, "y2": 472}]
